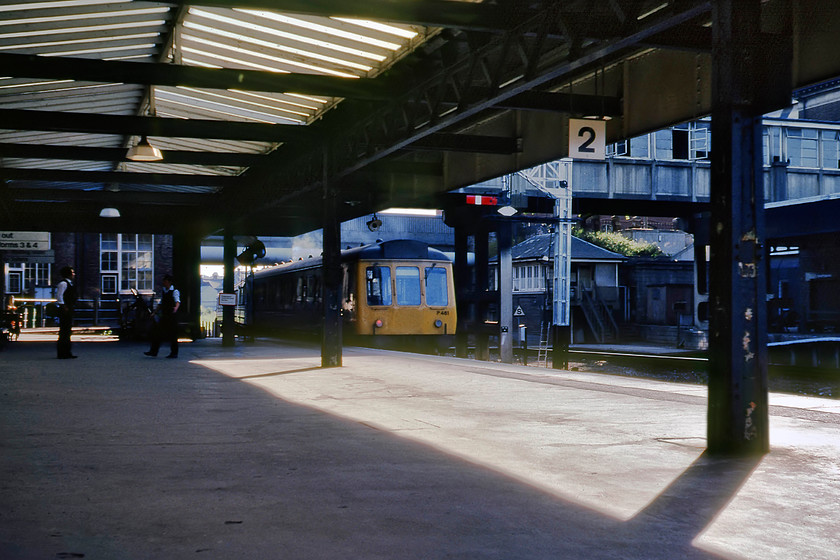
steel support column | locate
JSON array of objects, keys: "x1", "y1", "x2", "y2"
[
  {"x1": 707, "y1": 0, "x2": 769, "y2": 455},
  {"x1": 474, "y1": 227, "x2": 490, "y2": 361},
  {"x1": 454, "y1": 227, "x2": 470, "y2": 358},
  {"x1": 498, "y1": 222, "x2": 513, "y2": 363},
  {"x1": 321, "y1": 154, "x2": 342, "y2": 368},
  {"x1": 172, "y1": 232, "x2": 201, "y2": 340},
  {"x1": 222, "y1": 231, "x2": 236, "y2": 348}
]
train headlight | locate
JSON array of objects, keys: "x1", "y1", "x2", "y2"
[
  {"x1": 375, "y1": 319, "x2": 383, "y2": 328},
  {"x1": 434, "y1": 319, "x2": 443, "y2": 328}
]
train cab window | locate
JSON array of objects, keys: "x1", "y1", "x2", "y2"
[
  {"x1": 366, "y1": 266, "x2": 392, "y2": 306},
  {"x1": 395, "y1": 266, "x2": 421, "y2": 306},
  {"x1": 424, "y1": 267, "x2": 448, "y2": 306}
]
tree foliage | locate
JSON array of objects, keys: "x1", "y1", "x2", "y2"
[{"x1": 573, "y1": 227, "x2": 663, "y2": 257}]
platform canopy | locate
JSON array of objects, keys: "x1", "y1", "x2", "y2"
[{"x1": 2, "y1": 0, "x2": 840, "y2": 236}]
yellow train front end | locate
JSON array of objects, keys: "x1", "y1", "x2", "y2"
[{"x1": 351, "y1": 256, "x2": 457, "y2": 351}]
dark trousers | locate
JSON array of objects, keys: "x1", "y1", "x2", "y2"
[
  {"x1": 148, "y1": 314, "x2": 178, "y2": 357},
  {"x1": 57, "y1": 307, "x2": 74, "y2": 358}
]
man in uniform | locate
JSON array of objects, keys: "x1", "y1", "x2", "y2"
[
  {"x1": 144, "y1": 274, "x2": 180, "y2": 358},
  {"x1": 56, "y1": 266, "x2": 77, "y2": 359}
]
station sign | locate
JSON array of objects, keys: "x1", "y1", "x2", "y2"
[
  {"x1": 0, "y1": 231, "x2": 51, "y2": 251},
  {"x1": 218, "y1": 293, "x2": 237, "y2": 306},
  {"x1": 569, "y1": 118, "x2": 606, "y2": 160}
]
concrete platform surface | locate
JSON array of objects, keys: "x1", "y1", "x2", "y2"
[{"x1": 1, "y1": 338, "x2": 838, "y2": 559}]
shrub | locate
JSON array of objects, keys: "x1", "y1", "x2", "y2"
[{"x1": 573, "y1": 227, "x2": 663, "y2": 257}]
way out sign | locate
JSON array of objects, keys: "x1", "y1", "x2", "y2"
[{"x1": 569, "y1": 118, "x2": 606, "y2": 160}]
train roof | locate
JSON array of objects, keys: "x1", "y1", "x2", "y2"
[{"x1": 253, "y1": 240, "x2": 451, "y2": 278}]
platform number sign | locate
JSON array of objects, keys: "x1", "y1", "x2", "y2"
[{"x1": 569, "y1": 118, "x2": 606, "y2": 160}]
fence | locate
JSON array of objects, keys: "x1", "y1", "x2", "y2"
[
  {"x1": 200, "y1": 305, "x2": 248, "y2": 338},
  {"x1": 8, "y1": 297, "x2": 122, "y2": 328}
]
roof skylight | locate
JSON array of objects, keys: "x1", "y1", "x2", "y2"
[
  {"x1": 1, "y1": 7, "x2": 169, "y2": 26},
  {"x1": 188, "y1": 8, "x2": 387, "y2": 62},
  {"x1": 0, "y1": 20, "x2": 166, "y2": 40},
  {"x1": 183, "y1": 21, "x2": 373, "y2": 73},
  {"x1": 236, "y1": 10, "x2": 402, "y2": 51},
  {"x1": 0, "y1": 0, "x2": 116, "y2": 13},
  {"x1": 331, "y1": 18, "x2": 419, "y2": 39},
  {"x1": 180, "y1": 44, "x2": 359, "y2": 78}
]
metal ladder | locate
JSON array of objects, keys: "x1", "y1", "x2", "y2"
[{"x1": 537, "y1": 321, "x2": 551, "y2": 367}]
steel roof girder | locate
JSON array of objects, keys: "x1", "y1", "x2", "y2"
[
  {"x1": 0, "y1": 108, "x2": 314, "y2": 143},
  {"x1": 342, "y1": 0, "x2": 714, "y2": 166},
  {"x1": 0, "y1": 53, "x2": 390, "y2": 100},
  {"x1": 493, "y1": 91, "x2": 622, "y2": 115},
  {"x1": 0, "y1": 142, "x2": 265, "y2": 167},
  {"x1": 4, "y1": 187, "x2": 211, "y2": 206},
  {"x1": 233, "y1": 0, "x2": 713, "y2": 215},
  {"x1": 1, "y1": 167, "x2": 234, "y2": 188}
]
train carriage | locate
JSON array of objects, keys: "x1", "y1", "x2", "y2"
[{"x1": 247, "y1": 240, "x2": 456, "y2": 352}]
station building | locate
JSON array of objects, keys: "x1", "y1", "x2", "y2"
[{"x1": 2, "y1": 232, "x2": 173, "y2": 330}]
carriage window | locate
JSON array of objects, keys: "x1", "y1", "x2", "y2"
[
  {"x1": 396, "y1": 266, "x2": 421, "y2": 306},
  {"x1": 425, "y1": 267, "x2": 448, "y2": 306},
  {"x1": 305, "y1": 274, "x2": 317, "y2": 302},
  {"x1": 366, "y1": 266, "x2": 392, "y2": 306}
]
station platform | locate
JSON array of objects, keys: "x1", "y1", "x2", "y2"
[{"x1": 1, "y1": 337, "x2": 838, "y2": 559}]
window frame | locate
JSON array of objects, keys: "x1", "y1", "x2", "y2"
[
  {"x1": 100, "y1": 233, "x2": 155, "y2": 295},
  {"x1": 365, "y1": 265, "x2": 392, "y2": 306},
  {"x1": 424, "y1": 266, "x2": 449, "y2": 307},
  {"x1": 395, "y1": 266, "x2": 422, "y2": 306}
]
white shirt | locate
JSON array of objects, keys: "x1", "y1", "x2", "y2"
[
  {"x1": 163, "y1": 285, "x2": 181, "y2": 304},
  {"x1": 56, "y1": 278, "x2": 72, "y2": 305}
]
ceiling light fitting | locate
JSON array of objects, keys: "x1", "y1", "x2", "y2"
[
  {"x1": 126, "y1": 136, "x2": 163, "y2": 161},
  {"x1": 99, "y1": 207, "x2": 120, "y2": 218}
]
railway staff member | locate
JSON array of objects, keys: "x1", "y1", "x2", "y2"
[
  {"x1": 55, "y1": 265, "x2": 78, "y2": 359},
  {"x1": 144, "y1": 274, "x2": 180, "y2": 359}
]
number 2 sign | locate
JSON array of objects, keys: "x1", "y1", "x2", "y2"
[{"x1": 569, "y1": 118, "x2": 606, "y2": 160}]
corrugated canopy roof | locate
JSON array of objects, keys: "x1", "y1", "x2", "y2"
[
  {"x1": 0, "y1": 0, "x2": 427, "y2": 182},
  {"x1": 1, "y1": 1, "x2": 838, "y2": 236}
]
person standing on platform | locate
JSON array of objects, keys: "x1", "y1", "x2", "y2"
[
  {"x1": 144, "y1": 274, "x2": 180, "y2": 359},
  {"x1": 55, "y1": 266, "x2": 77, "y2": 359}
]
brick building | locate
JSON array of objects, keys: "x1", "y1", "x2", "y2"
[{"x1": 3, "y1": 232, "x2": 174, "y2": 329}]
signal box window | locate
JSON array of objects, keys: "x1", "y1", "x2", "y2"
[
  {"x1": 425, "y1": 267, "x2": 448, "y2": 306},
  {"x1": 366, "y1": 266, "x2": 392, "y2": 306}
]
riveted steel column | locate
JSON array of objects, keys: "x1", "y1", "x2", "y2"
[
  {"x1": 475, "y1": 226, "x2": 490, "y2": 361},
  {"x1": 498, "y1": 221, "x2": 513, "y2": 363},
  {"x1": 222, "y1": 230, "x2": 236, "y2": 348},
  {"x1": 322, "y1": 150, "x2": 342, "y2": 368},
  {"x1": 172, "y1": 232, "x2": 201, "y2": 340},
  {"x1": 708, "y1": 0, "x2": 769, "y2": 455},
  {"x1": 454, "y1": 227, "x2": 470, "y2": 358}
]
